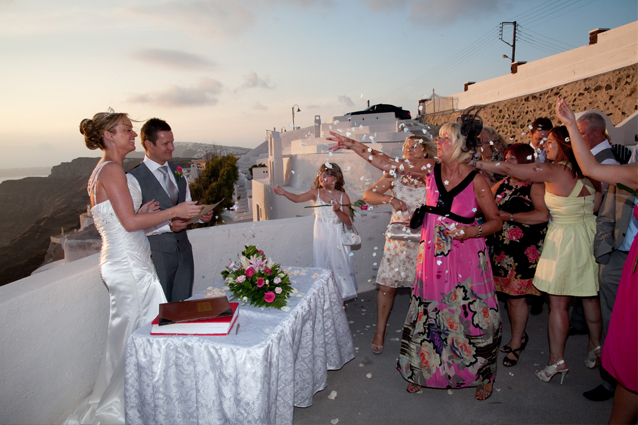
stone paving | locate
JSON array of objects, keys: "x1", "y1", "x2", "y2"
[{"x1": 293, "y1": 288, "x2": 613, "y2": 425}]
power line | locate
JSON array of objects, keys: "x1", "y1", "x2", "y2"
[
  {"x1": 520, "y1": 25, "x2": 576, "y2": 49},
  {"x1": 370, "y1": 26, "x2": 499, "y2": 104}
]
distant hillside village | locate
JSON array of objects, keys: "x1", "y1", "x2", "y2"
[{"x1": 0, "y1": 21, "x2": 636, "y2": 288}]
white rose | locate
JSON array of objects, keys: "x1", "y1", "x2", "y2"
[
  {"x1": 275, "y1": 287, "x2": 282, "y2": 294},
  {"x1": 274, "y1": 277, "x2": 281, "y2": 284},
  {"x1": 236, "y1": 275, "x2": 246, "y2": 283}
]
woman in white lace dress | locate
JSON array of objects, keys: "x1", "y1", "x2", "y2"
[
  {"x1": 65, "y1": 111, "x2": 201, "y2": 425},
  {"x1": 363, "y1": 136, "x2": 434, "y2": 354},
  {"x1": 273, "y1": 163, "x2": 357, "y2": 301}
]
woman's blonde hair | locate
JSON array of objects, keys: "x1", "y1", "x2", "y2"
[
  {"x1": 439, "y1": 122, "x2": 475, "y2": 164},
  {"x1": 79, "y1": 111, "x2": 129, "y2": 150},
  {"x1": 405, "y1": 135, "x2": 436, "y2": 159},
  {"x1": 312, "y1": 163, "x2": 346, "y2": 192}
]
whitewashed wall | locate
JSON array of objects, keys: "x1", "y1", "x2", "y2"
[{"x1": 0, "y1": 213, "x2": 392, "y2": 424}]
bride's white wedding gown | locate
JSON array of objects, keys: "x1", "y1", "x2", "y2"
[{"x1": 65, "y1": 161, "x2": 166, "y2": 425}]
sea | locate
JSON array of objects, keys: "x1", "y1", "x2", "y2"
[{"x1": 0, "y1": 167, "x2": 51, "y2": 184}]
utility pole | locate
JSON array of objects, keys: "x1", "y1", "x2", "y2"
[{"x1": 499, "y1": 21, "x2": 517, "y2": 63}]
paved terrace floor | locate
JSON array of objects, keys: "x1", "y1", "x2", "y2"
[{"x1": 293, "y1": 288, "x2": 614, "y2": 425}]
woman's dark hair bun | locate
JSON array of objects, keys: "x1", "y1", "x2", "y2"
[
  {"x1": 457, "y1": 105, "x2": 484, "y2": 152},
  {"x1": 80, "y1": 118, "x2": 103, "y2": 150}
]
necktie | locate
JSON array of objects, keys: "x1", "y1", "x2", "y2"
[{"x1": 158, "y1": 165, "x2": 179, "y2": 204}]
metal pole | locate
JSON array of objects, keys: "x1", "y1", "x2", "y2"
[{"x1": 512, "y1": 22, "x2": 517, "y2": 63}]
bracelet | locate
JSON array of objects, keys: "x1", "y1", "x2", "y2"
[
  {"x1": 472, "y1": 156, "x2": 479, "y2": 168},
  {"x1": 510, "y1": 213, "x2": 514, "y2": 222},
  {"x1": 389, "y1": 196, "x2": 395, "y2": 205},
  {"x1": 477, "y1": 225, "x2": 482, "y2": 237},
  {"x1": 168, "y1": 209, "x2": 172, "y2": 222}
]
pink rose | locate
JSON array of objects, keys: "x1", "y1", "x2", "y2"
[
  {"x1": 360, "y1": 205, "x2": 368, "y2": 210},
  {"x1": 264, "y1": 291, "x2": 276, "y2": 303},
  {"x1": 506, "y1": 227, "x2": 524, "y2": 241},
  {"x1": 265, "y1": 268, "x2": 272, "y2": 275},
  {"x1": 245, "y1": 268, "x2": 255, "y2": 278},
  {"x1": 257, "y1": 250, "x2": 265, "y2": 255},
  {"x1": 524, "y1": 245, "x2": 540, "y2": 262},
  {"x1": 495, "y1": 252, "x2": 506, "y2": 264},
  {"x1": 257, "y1": 277, "x2": 265, "y2": 287},
  {"x1": 236, "y1": 275, "x2": 246, "y2": 283},
  {"x1": 176, "y1": 166, "x2": 183, "y2": 173}
]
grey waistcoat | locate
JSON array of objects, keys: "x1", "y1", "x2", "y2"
[
  {"x1": 594, "y1": 148, "x2": 616, "y2": 164},
  {"x1": 128, "y1": 162, "x2": 190, "y2": 253}
]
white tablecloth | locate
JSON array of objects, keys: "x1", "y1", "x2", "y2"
[{"x1": 124, "y1": 267, "x2": 355, "y2": 425}]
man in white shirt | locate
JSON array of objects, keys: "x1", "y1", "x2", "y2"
[
  {"x1": 127, "y1": 118, "x2": 213, "y2": 302},
  {"x1": 528, "y1": 117, "x2": 552, "y2": 163},
  {"x1": 577, "y1": 112, "x2": 620, "y2": 192}
]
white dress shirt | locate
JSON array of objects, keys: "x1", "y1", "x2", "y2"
[
  {"x1": 127, "y1": 156, "x2": 193, "y2": 236},
  {"x1": 590, "y1": 139, "x2": 619, "y2": 193}
]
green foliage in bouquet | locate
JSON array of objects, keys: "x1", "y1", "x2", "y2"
[{"x1": 221, "y1": 245, "x2": 293, "y2": 309}]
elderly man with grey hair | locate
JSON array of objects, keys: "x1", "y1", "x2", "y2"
[{"x1": 577, "y1": 112, "x2": 620, "y2": 188}]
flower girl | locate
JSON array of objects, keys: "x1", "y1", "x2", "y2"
[{"x1": 273, "y1": 163, "x2": 358, "y2": 301}]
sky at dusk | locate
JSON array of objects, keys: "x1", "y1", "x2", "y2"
[{"x1": 1, "y1": 0, "x2": 636, "y2": 168}]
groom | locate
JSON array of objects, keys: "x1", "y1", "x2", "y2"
[{"x1": 127, "y1": 118, "x2": 213, "y2": 302}]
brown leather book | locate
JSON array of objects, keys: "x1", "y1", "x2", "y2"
[{"x1": 158, "y1": 296, "x2": 232, "y2": 326}]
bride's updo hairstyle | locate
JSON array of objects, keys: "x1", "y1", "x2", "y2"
[{"x1": 80, "y1": 111, "x2": 129, "y2": 150}]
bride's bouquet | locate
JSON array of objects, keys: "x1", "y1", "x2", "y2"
[{"x1": 222, "y1": 245, "x2": 293, "y2": 309}]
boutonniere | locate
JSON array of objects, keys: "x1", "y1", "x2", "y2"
[{"x1": 174, "y1": 166, "x2": 184, "y2": 179}]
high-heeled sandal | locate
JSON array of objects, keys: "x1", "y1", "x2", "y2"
[
  {"x1": 502, "y1": 346, "x2": 522, "y2": 367},
  {"x1": 406, "y1": 383, "x2": 422, "y2": 393},
  {"x1": 475, "y1": 383, "x2": 493, "y2": 400},
  {"x1": 535, "y1": 360, "x2": 569, "y2": 384},
  {"x1": 371, "y1": 332, "x2": 386, "y2": 355},
  {"x1": 500, "y1": 332, "x2": 528, "y2": 353},
  {"x1": 584, "y1": 346, "x2": 601, "y2": 369}
]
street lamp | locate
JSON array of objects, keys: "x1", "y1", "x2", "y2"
[{"x1": 292, "y1": 104, "x2": 301, "y2": 128}]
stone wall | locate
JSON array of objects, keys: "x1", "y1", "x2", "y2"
[{"x1": 421, "y1": 64, "x2": 637, "y2": 145}]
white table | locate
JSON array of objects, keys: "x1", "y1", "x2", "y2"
[{"x1": 124, "y1": 268, "x2": 355, "y2": 425}]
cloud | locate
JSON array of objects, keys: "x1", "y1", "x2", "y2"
[
  {"x1": 131, "y1": 48, "x2": 215, "y2": 70},
  {"x1": 119, "y1": 0, "x2": 332, "y2": 41},
  {"x1": 337, "y1": 95, "x2": 355, "y2": 107},
  {"x1": 119, "y1": 1, "x2": 254, "y2": 41},
  {"x1": 306, "y1": 104, "x2": 322, "y2": 109},
  {"x1": 129, "y1": 78, "x2": 223, "y2": 107},
  {"x1": 237, "y1": 72, "x2": 275, "y2": 91},
  {"x1": 362, "y1": 0, "x2": 512, "y2": 24},
  {"x1": 253, "y1": 102, "x2": 268, "y2": 111}
]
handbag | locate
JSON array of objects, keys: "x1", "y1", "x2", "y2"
[
  {"x1": 409, "y1": 205, "x2": 427, "y2": 229},
  {"x1": 386, "y1": 222, "x2": 421, "y2": 243},
  {"x1": 341, "y1": 223, "x2": 361, "y2": 246}
]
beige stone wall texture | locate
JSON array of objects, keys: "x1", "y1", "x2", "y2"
[{"x1": 421, "y1": 64, "x2": 637, "y2": 145}]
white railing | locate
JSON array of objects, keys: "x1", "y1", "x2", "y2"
[{"x1": 0, "y1": 212, "x2": 390, "y2": 424}]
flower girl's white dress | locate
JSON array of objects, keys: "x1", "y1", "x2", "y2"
[
  {"x1": 65, "y1": 161, "x2": 166, "y2": 424},
  {"x1": 313, "y1": 191, "x2": 358, "y2": 301}
]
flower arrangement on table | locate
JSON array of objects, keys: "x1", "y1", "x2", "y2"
[
  {"x1": 222, "y1": 245, "x2": 293, "y2": 308},
  {"x1": 304, "y1": 199, "x2": 368, "y2": 218}
]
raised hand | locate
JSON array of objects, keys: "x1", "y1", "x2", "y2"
[
  {"x1": 326, "y1": 131, "x2": 356, "y2": 151},
  {"x1": 330, "y1": 199, "x2": 341, "y2": 212},
  {"x1": 272, "y1": 185, "x2": 285, "y2": 195},
  {"x1": 556, "y1": 98, "x2": 576, "y2": 127}
]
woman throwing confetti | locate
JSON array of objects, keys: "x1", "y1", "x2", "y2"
[{"x1": 328, "y1": 108, "x2": 502, "y2": 401}]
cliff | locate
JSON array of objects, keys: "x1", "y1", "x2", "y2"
[{"x1": 421, "y1": 64, "x2": 638, "y2": 143}]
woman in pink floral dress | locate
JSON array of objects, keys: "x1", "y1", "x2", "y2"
[
  {"x1": 327, "y1": 109, "x2": 503, "y2": 401},
  {"x1": 487, "y1": 143, "x2": 549, "y2": 367}
]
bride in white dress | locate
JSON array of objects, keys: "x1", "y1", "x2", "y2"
[{"x1": 65, "y1": 111, "x2": 201, "y2": 425}]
